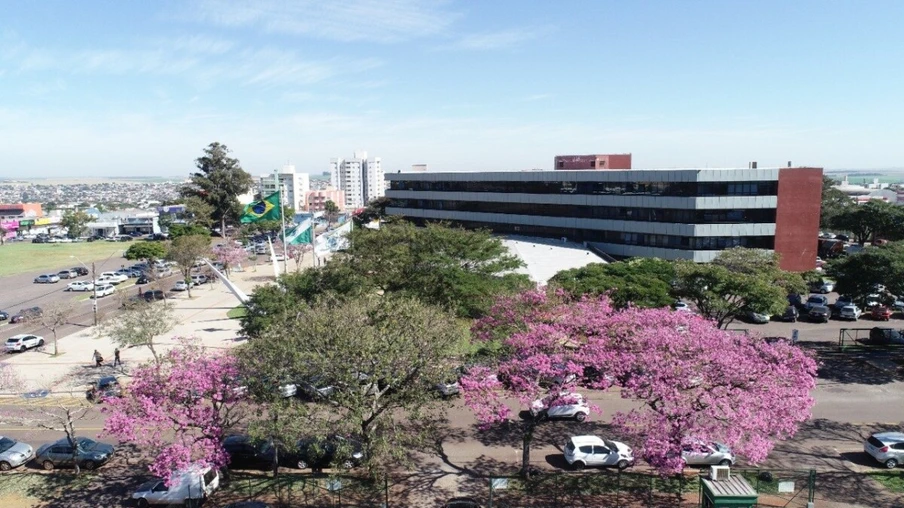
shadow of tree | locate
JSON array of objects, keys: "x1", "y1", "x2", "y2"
[{"x1": 806, "y1": 343, "x2": 904, "y2": 385}]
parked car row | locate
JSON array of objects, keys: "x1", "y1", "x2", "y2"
[
  {"x1": 0, "y1": 436, "x2": 114, "y2": 472},
  {"x1": 221, "y1": 434, "x2": 365, "y2": 472}
]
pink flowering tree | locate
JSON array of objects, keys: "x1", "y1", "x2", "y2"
[
  {"x1": 462, "y1": 290, "x2": 817, "y2": 477},
  {"x1": 286, "y1": 243, "x2": 313, "y2": 272},
  {"x1": 212, "y1": 243, "x2": 248, "y2": 275},
  {"x1": 103, "y1": 338, "x2": 245, "y2": 480}
]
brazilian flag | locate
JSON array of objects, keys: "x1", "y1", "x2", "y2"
[{"x1": 240, "y1": 192, "x2": 282, "y2": 223}]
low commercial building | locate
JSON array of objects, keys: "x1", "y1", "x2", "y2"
[
  {"x1": 88, "y1": 210, "x2": 160, "y2": 237},
  {"x1": 385, "y1": 166, "x2": 822, "y2": 271}
]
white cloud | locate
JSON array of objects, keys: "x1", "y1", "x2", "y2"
[
  {"x1": 187, "y1": 0, "x2": 460, "y2": 43},
  {"x1": 442, "y1": 27, "x2": 544, "y2": 51}
]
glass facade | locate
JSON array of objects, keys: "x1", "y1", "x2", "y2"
[
  {"x1": 390, "y1": 180, "x2": 778, "y2": 197},
  {"x1": 390, "y1": 199, "x2": 776, "y2": 224},
  {"x1": 400, "y1": 217, "x2": 775, "y2": 251}
]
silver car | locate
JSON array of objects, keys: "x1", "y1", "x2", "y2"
[
  {"x1": 865, "y1": 432, "x2": 904, "y2": 468},
  {"x1": 682, "y1": 441, "x2": 735, "y2": 466},
  {"x1": 0, "y1": 436, "x2": 34, "y2": 470}
]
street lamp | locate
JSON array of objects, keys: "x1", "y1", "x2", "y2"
[{"x1": 70, "y1": 255, "x2": 98, "y2": 326}]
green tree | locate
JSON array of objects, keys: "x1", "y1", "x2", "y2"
[
  {"x1": 180, "y1": 142, "x2": 254, "y2": 238},
  {"x1": 828, "y1": 242, "x2": 904, "y2": 307},
  {"x1": 60, "y1": 210, "x2": 93, "y2": 239},
  {"x1": 238, "y1": 294, "x2": 465, "y2": 477},
  {"x1": 353, "y1": 196, "x2": 392, "y2": 227},
  {"x1": 166, "y1": 235, "x2": 211, "y2": 299},
  {"x1": 820, "y1": 176, "x2": 852, "y2": 230},
  {"x1": 323, "y1": 200, "x2": 340, "y2": 228},
  {"x1": 182, "y1": 196, "x2": 216, "y2": 228},
  {"x1": 549, "y1": 258, "x2": 676, "y2": 308},
  {"x1": 167, "y1": 224, "x2": 211, "y2": 240},
  {"x1": 673, "y1": 248, "x2": 806, "y2": 329},
  {"x1": 830, "y1": 200, "x2": 903, "y2": 245},
  {"x1": 124, "y1": 242, "x2": 167, "y2": 265},
  {"x1": 98, "y1": 301, "x2": 177, "y2": 365}
]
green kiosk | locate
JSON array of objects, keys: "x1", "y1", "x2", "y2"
[{"x1": 700, "y1": 470, "x2": 758, "y2": 508}]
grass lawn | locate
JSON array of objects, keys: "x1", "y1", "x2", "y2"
[
  {"x1": 869, "y1": 472, "x2": 904, "y2": 493},
  {"x1": 227, "y1": 305, "x2": 248, "y2": 319},
  {"x1": 0, "y1": 242, "x2": 128, "y2": 278}
]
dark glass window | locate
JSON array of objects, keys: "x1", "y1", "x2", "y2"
[
  {"x1": 389, "y1": 179, "x2": 778, "y2": 197},
  {"x1": 389, "y1": 199, "x2": 776, "y2": 224}
]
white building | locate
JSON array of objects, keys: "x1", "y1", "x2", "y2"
[
  {"x1": 258, "y1": 165, "x2": 310, "y2": 211},
  {"x1": 329, "y1": 151, "x2": 384, "y2": 209}
]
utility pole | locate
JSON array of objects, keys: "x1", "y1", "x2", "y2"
[{"x1": 91, "y1": 262, "x2": 98, "y2": 326}]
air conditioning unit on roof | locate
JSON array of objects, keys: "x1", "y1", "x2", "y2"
[{"x1": 710, "y1": 465, "x2": 730, "y2": 481}]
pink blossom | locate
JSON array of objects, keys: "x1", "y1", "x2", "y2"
[
  {"x1": 462, "y1": 290, "x2": 817, "y2": 475},
  {"x1": 103, "y1": 339, "x2": 244, "y2": 481}
]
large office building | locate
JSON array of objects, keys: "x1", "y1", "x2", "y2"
[
  {"x1": 385, "y1": 166, "x2": 822, "y2": 271},
  {"x1": 258, "y1": 165, "x2": 310, "y2": 211},
  {"x1": 330, "y1": 151, "x2": 384, "y2": 209}
]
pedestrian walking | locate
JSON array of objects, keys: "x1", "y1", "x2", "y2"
[
  {"x1": 92, "y1": 349, "x2": 104, "y2": 368},
  {"x1": 113, "y1": 348, "x2": 121, "y2": 368}
]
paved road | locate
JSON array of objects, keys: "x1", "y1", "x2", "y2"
[{"x1": 0, "y1": 255, "x2": 186, "y2": 347}]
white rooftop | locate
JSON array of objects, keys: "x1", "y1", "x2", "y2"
[{"x1": 502, "y1": 235, "x2": 606, "y2": 285}]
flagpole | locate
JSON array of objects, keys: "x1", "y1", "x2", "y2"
[{"x1": 275, "y1": 170, "x2": 289, "y2": 274}]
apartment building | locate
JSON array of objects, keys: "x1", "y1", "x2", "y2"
[{"x1": 329, "y1": 151, "x2": 384, "y2": 209}]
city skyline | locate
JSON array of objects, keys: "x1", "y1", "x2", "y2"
[{"x1": 2, "y1": 1, "x2": 904, "y2": 177}]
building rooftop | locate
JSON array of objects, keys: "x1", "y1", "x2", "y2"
[{"x1": 501, "y1": 235, "x2": 606, "y2": 285}]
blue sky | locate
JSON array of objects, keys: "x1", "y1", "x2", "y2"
[{"x1": 1, "y1": 0, "x2": 903, "y2": 177}]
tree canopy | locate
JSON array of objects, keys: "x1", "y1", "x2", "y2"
[
  {"x1": 166, "y1": 235, "x2": 211, "y2": 298},
  {"x1": 672, "y1": 248, "x2": 805, "y2": 328},
  {"x1": 549, "y1": 258, "x2": 676, "y2": 308},
  {"x1": 60, "y1": 210, "x2": 93, "y2": 239},
  {"x1": 827, "y1": 242, "x2": 904, "y2": 306},
  {"x1": 240, "y1": 222, "x2": 529, "y2": 334},
  {"x1": 124, "y1": 242, "x2": 167, "y2": 264},
  {"x1": 180, "y1": 142, "x2": 254, "y2": 236},
  {"x1": 239, "y1": 294, "x2": 465, "y2": 476},
  {"x1": 820, "y1": 176, "x2": 852, "y2": 230},
  {"x1": 462, "y1": 290, "x2": 817, "y2": 476},
  {"x1": 829, "y1": 199, "x2": 904, "y2": 245}
]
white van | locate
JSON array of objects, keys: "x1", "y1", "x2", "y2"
[{"x1": 131, "y1": 465, "x2": 220, "y2": 507}]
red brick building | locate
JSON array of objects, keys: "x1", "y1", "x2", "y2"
[{"x1": 554, "y1": 153, "x2": 632, "y2": 170}]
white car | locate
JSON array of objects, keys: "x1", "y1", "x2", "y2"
[
  {"x1": 839, "y1": 304, "x2": 862, "y2": 321},
  {"x1": 865, "y1": 432, "x2": 904, "y2": 469},
  {"x1": 530, "y1": 392, "x2": 591, "y2": 421},
  {"x1": 67, "y1": 281, "x2": 95, "y2": 292},
  {"x1": 5, "y1": 334, "x2": 45, "y2": 353},
  {"x1": 131, "y1": 465, "x2": 220, "y2": 506},
  {"x1": 172, "y1": 280, "x2": 193, "y2": 292},
  {"x1": 190, "y1": 274, "x2": 208, "y2": 285},
  {"x1": 92, "y1": 285, "x2": 116, "y2": 298},
  {"x1": 564, "y1": 435, "x2": 634, "y2": 470},
  {"x1": 34, "y1": 274, "x2": 61, "y2": 284},
  {"x1": 99, "y1": 272, "x2": 128, "y2": 284},
  {"x1": 682, "y1": 441, "x2": 735, "y2": 466},
  {"x1": 673, "y1": 301, "x2": 693, "y2": 313},
  {"x1": 818, "y1": 281, "x2": 835, "y2": 294}
]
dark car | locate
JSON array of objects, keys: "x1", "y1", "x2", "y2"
[
  {"x1": 778, "y1": 306, "x2": 799, "y2": 323},
  {"x1": 10, "y1": 307, "x2": 42, "y2": 324},
  {"x1": 0, "y1": 311, "x2": 7, "y2": 321},
  {"x1": 808, "y1": 305, "x2": 830, "y2": 323},
  {"x1": 35, "y1": 437, "x2": 114, "y2": 470},
  {"x1": 865, "y1": 327, "x2": 904, "y2": 345},
  {"x1": 136, "y1": 275, "x2": 151, "y2": 285},
  {"x1": 835, "y1": 234, "x2": 850, "y2": 242},
  {"x1": 143, "y1": 290, "x2": 165, "y2": 302},
  {"x1": 289, "y1": 435, "x2": 364, "y2": 470},
  {"x1": 31, "y1": 237, "x2": 48, "y2": 244},
  {"x1": 70, "y1": 266, "x2": 89, "y2": 277},
  {"x1": 446, "y1": 498, "x2": 482, "y2": 508},
  {"x1": 86, "y1": 376, "x2": 122, "y2": 403},
  {"x1": 222, "y1": 435, "x2": 277, "y2": 470}
]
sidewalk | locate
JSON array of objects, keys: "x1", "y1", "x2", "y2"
[{"x1": 1, "y1": 255, "x2": 315, "y2": 393}]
